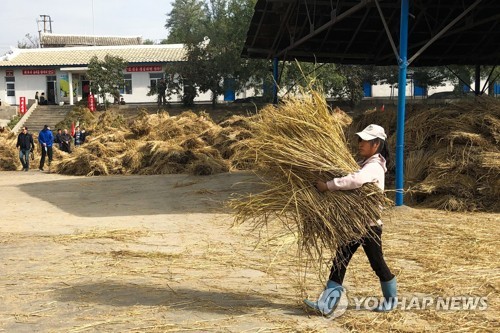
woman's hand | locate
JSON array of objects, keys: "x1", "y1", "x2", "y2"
[{"x1": 315, "y1": 181, "x2": 329, "y2": 193}]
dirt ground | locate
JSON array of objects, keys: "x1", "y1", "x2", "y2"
[{"x1": 0, "y1": 170, "x2": 498, "y2": 332}]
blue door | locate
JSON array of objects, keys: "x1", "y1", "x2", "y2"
[
  {"x1": 363, "y1": 81, "x2": 372, "y2": 97},
  {"x1": 224, "y1": 78, "x2": 236, "y2": 102},
  {"x1": 414, "y1": 84, "x2": 426, "y2": 97}
]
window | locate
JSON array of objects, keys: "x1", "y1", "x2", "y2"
[
  {"x1": 120, "y1": 74, "x2": 132, "y2": 94},
  {"x1": 5, "y1": 76, "x2": 15, "y2": 96},
  {"x1": 149, "y1": 73, "x2": 164, "y2": 92}
]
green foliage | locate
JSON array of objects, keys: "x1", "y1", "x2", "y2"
[
  {"x1": 337, "y1": 65, "x2": 366, "y2": 107},
  {"x1": 86, "y1": 55, "x2": 127, "y2": 110},
  {"x1": 165, "y1": 0, "x2": 260, "y2": 106},
  {"x1": 412, "y1": 67, "x2": 447, "y2": 96},
  {"x1": 7, "y1": 114, "x2": 22, "y2": 129},
  {"x1": 165, "y1": 0, "x2": 206, "y2": 44}
]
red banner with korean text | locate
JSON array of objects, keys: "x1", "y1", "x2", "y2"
[
  {"x1": 22, "y1": 69, "x2": 56, "y2": 75},
  {"x1": 126, "y1": 65, "x2": 162, "y2": 72},
  {"x1": 19, "y1": 97, "x2": 27, "y2": 114},
  {"x1": 87, "y1": 94, "x2": 96, "y2": 112}
]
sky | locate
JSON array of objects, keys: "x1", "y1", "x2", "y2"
[{"x1": 0, "y1": 0, "x2": 173, "y2": 55}]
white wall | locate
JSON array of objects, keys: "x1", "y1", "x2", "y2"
[
  {"x1": 1, "y1": 68, "x2": 47, "y2": 105},
  {"x1": 370, "y1": 79, "x2": 489, "y2": 98}
]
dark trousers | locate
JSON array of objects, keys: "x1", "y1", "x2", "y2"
[
  {"x1": 158, "y1": 94, "x2": 167, "y2": 106},
  {"x1": 39, "y1": 146, "x2": 53, "y2": 169},
  {"x1": 61, "y1": 141, "x2": 72, "y2": 153},
  {"x1": 329, "y1": 226, "x2": 394, "y2": 284}
]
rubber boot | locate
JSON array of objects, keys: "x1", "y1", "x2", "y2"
[
  {"x1": 304, "y1": 280, "x2": 344, "y2": 316},
  {"x1": 374, "y1": 276, "x2": 397, "y2": 312}
]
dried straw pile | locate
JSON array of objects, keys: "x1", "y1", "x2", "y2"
[
  {"x1": 229, "y1": 90, "x2": 389, "y2": 259},
  {"x1": 54, "y1": 106, "x2": 98, "y2": 131},
  {"x1": 52, "y1": 108, "x2": 252, "y2": 176},
  {"x1": 0, "y1": 131, "x2": 20, "y2": 171},
  {"x1": 354, "y1": 97, "x2": 500, "y2": 212}
]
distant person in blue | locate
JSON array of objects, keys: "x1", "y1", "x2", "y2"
[
  {"x1": 38, "y1": 125, "x2": 54, "y2": 171},
  {"x1": 16, "y1": 126, "x2": 34, "y2": 171}
]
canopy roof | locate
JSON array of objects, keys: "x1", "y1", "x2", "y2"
[{"x1": 242, "y1": 0, "x2": 500, "y2": 66}]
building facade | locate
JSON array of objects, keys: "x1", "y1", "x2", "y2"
[{"x1": 0, "y1": 44, "x2": 187, "y2": 106}]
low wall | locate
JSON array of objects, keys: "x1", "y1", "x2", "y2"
[{"x1": 0, "y1": 106, "x2": 17, "y2": 127}]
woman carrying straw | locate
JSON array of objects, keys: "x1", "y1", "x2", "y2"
[{"x1": 304, "y1": 124, "x2": 397, "y2": 316}]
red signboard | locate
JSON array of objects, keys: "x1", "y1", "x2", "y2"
[
  {"x1": 87, "y1": 94, "x2": 96, "y2": 112},
  {"x1": 6, "y1": 70, "x2": 14, "y2": 77},
  {"x1": 19, "y1": 97, "x2": 27, "y2": 114},
  {"x1": 22, "y1": 69, "x2": 56, "y2": 75},
  {"x1": 126, "y1": 65, "x2": 162, "y2": 72}
]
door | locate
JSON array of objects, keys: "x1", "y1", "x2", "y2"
[
  {"x1": 46, "y1": 75, "x2": 57, "y2": 104},
  {"x1": 5, "y1": 76, "x2": 15, "y2": 105},
  {"x1": 82, "y1": 80, "x2": 90, "y2": 99}
]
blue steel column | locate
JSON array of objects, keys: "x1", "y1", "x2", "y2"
[
  {"x1": 395, "y1": 0, "x2": 409, "y2": 206},
  {"x1": 273, "y1": 57, "x2": 279, "y2": 104}
]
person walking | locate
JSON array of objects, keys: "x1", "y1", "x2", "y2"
[
  {"x1": 16, "y1": 126, "x2": 34, "y2": 171},
  {"x1": 38, "y1": 125, "x2": 54, "y2": 171},
  {"x1": 304, "y1": 124, "x2": 397, "y2": 316}
]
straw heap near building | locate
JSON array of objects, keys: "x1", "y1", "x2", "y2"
[{"x1": 355, "y1": 97, "x2": 500, "y2": 212}]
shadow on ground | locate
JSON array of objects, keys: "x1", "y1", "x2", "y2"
[
  {"x1": 54, "y1": 280, "x2": 301, "y2": 316},
  {"x1": 18, "y1": 172, "x2": 261, "y2": 218}
]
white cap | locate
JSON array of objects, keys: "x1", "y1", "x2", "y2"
[{"x1": 356, "y1": 124, "x2": 387, "y2": 141}]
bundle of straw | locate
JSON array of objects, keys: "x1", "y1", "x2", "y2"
[
  {"x1": 0, "y1": 131, "x2": 20, "y2": 171},
  {"x1": 229, "y1": 89, "x2": 388, "y2": 259}
]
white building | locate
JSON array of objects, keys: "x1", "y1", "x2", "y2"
[{"x1": 0, "y1": 44, "x2": 188, "y2": 106}]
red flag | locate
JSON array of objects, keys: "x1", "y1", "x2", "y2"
[{"x1": 71, "y1": 122, "x2": 75, "y2": 136}]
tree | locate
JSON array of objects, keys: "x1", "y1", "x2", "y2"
[
  {"x1": 164, "y1": 0, "x2": 260, "y2": 106},
  {"x1": 412, "y1": 67, "x2": 447, "y2": 97},
  {"x1": 165, "y1": 0, "x2": 205, "y2": 44},
  {"x1": 17, "y1": 33, "x2": 39, "y2": 49},
  {"x1": 274, "y1": 61, "x2": 344, "y2": 100},
  {"x1": 87, "y1": 55, "x2": 127, "y2": 110}
]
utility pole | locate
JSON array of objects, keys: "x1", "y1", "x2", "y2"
[{"x1": 37, "y1": 15, "x2": 53, "y2": 48}]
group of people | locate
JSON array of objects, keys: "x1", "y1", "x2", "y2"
[
  {"x1": 34, "y1": 91, "x2": 48, "y2": 105},
  {"x1": 16, "y1": 125, "x2": 87, "y2": 171}
]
